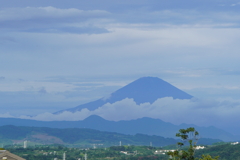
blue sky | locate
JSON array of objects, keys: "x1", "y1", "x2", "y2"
[{"x1": 1, "y1": 0, "x2": 240, "y2": 132}]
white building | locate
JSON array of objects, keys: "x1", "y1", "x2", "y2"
[
  {"x1": 155, "y1": 150, "x2": 176, "y2": 155},
  {"x1": 23, "y1": 141, "x2": 27, "y2": 149},
  {"x1": 195, "y1": 146, "x2": 205, "y2": 150},
  {"x1": 231, "y1": 142, "x2": 239, "y2": 145}
]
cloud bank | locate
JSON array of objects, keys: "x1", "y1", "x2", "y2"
[
  {"x1": 2, "y1": 97, "x2": 238, "y2": 132},
  {"x1": 0, "y1": 6, "x2": 110, "y2": 34}
]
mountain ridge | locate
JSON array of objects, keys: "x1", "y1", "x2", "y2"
[
  {"x1": 55, "y1": 77, "x2": 193, "y2": 113},
  {"x1": 0, "y1": 115, "x2": 236, "y2": 141},
  {"x1": 0, "y1": 125, "x2": 178, "y2": 147}
]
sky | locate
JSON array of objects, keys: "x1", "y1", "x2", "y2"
[{"x1": 1, "y1": 0, "x2": 240, "y2": 133}]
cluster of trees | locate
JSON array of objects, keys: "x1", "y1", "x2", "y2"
[
  {"x1": 195, "y1": 142, "x2": 240, "y2": 160},
  {"x1": 167, "y1": 127, "x2": 219, "y2": 160}
]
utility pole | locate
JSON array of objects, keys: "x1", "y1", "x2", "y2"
[
  {"x1": 63, "y1": 152, "x2": 66, "y2": 160},
  {"x1": 84, "y1": 153, "x2": 87, "y2": 160}
]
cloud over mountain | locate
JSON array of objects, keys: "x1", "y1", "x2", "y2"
[
  {"x1": 56, "y1": 77, "x2": 193, "y2": 113},
  {"x1": 1, "y1": 76, "x2": 235, "y2": 134},
  {"x1": 0, "y1": 76, "x2": 231, "y2": 137},
  {"x1": 10, "y1": 97, "x2": 240, "y2": 134}
]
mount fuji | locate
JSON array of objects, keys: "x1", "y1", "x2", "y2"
[
  {"x1": 0, "y1": 77, "x2": 238, "y2": 142},
  {"x1": 55, "y1": 77, "x2": 193, "y2": 113}
]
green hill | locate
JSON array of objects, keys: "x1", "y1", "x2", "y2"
[
  {"x1": 0, "y1": 125, "x2": 177, "y2": 147},
  {"x1": 195, "y1": 142, "x2": 240, "y2": 160}
]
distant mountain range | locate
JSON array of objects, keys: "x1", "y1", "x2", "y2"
[
  {"x1": 0, "y1": 125, "x2": 221, "y2": 147},
  {"x1": 55, "y1": 77, "x2": 193, "y2": 113},
  {"x1": 0, "y1": 125, "x2": 177, "y2": 147},
  {"x1": 0, "y1": 115, "x2": 236, "y2": 142},
  {"x1": 0, "y1": 77, "x2": 236, "y2": 145}
]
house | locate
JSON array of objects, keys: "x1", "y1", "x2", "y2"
[
  {"x1": 0, "y1": 150, "x2": 26, "y2": 160},
  {"x1": 194, "y1": 146, "x2": 205, "y2": 150},
  {"x1": 154, "y1": 149, "x2": 176, "y2": 155},
  {"x1": 231, "y1": 142, "x2": 239, "y2": 145}
]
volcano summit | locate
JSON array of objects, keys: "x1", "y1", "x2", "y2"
[{"x1": 55, "y1": 77, "x2": 193, "y2": 113}]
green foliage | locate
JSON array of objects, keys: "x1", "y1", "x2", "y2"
[
  {"x1": 195, "y1": 143, "x2": 240, "y2": 160},
  {"x1": 167, "y1": 127, "x2": 220, "y2": 160},
  {"x1": 197, "y1": 155, "x2": 219, "y2": 160},
  {"x1": 167, "y1": 127, "x2": 199, "y2": 160},
  {"x1": 110, "y1": 146, "x2": 126, "y2": 151},
  {"x1": 5, "y1": 145, "x2": 167, "y2": 160}
]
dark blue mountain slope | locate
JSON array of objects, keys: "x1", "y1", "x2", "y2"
[
  {"x1": 56, "y1": 77, "x2": 193, "y2": 113},
  {"x1": 0, "y1": 115, "x2": 236, "y2": 142}
]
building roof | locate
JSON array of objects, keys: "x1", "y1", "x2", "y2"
[{"x1": 0, "y1": 150, "x2": 26, "y2": 160}]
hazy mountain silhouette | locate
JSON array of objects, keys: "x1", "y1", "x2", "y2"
[
  {"x1": 55, "y1": 77, "x2": 193, "y2": 113},
  {"x1": 0, "y1": 115, "x2": 235, "y2": 142}
]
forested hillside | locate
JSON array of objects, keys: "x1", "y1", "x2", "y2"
[
  {"x1": 0, "y1": 125, "x2": 220, "y2": 147},
  {"x1": 195, "y1": 142, "x2": 240, "y2": 160},
  {"x1": 0, "y1": 125, "x2": 177, "y2": 147}
]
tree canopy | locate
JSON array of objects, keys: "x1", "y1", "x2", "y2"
[{"x1": 167, "y1": 127, "x2": 219, "y2": 160}]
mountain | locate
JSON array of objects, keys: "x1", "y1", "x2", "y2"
[
  {"x1": 55, "y1": 77, "x2": 193, "y2": 113},
  {"x1": 0, "y1": 125, "x2": 178, "y2": 147},
  {"x1": 0, "y1": 115, "x2": 236, "y2": 142}
]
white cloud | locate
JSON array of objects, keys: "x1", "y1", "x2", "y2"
[
  {"x1": 0, "y1": 6, "x2": 110, "y2": 33},
  {"x1": 19, "y1": 109, "x2": 92, "y2": 121},
  {"x1": 0, "y1": 7, "x2": 109, "y2": 21},
  {"x1": 7, "y1": 97, "x2": 240, "y2": 132},
  {"x1": 0, "y1": 80, "x2": 76, "y2": 92},
  {"x1": 231, "y1": 2, "x2": 240, "y2": 6},
  {"x1": 0, "y1": 112, "x2": 14, "y2": 118}
]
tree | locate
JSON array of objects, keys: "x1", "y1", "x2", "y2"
[
  {"x1": 167, "y1": 127, "x2": 199, "y2": 160},
  {"x1": 167, "y1": 128, "x2": 220, "y2": 160},
  {"x1": 198, "y1": 155, "x2": 219, "y2": 160}
]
